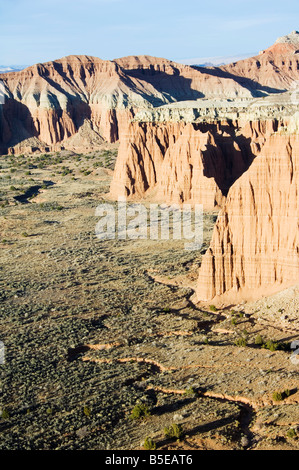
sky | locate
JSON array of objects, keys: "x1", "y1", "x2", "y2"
[{"x1": 0, "y1": 0, "x2": 299, "y2": 66}]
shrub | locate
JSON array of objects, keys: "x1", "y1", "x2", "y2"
[
  {"x1": 184, "y1": 386, "x2": 196, "y2": 396},
  {"x1": 287, "y1": 428, "x2": 297, "y2": 439},
  {"x1": 234, "y1": 337, "x2": 247, "y2": 347},
  {"x1": 143, "y1": 437, "x2": 156, "y2": 450},
  {"x1": 164, "y1": 423, "x2": 183, "y2": 440},
  {"x1": 209, "y1": 305, "x2": 217, "y2": 312},
  {"x1": 272, "y1": 391, "x2": 283, "y2": 401},
  {"x1": 263, "y1": 340, "x2": 279, "y2": 352},
  {"x1": 272, "y1": 389, "x2": 290, "y2": 401},
  {"x1": 255, "y1": 334, "x2": 264, "y2": 346},
  {"x1": 83, "y1": 406, "x2": 91, "y2": 417},
  {"x1": 130, "y1": 403, "x2": 151, "y2": 420},
  {"x1": 1, "y1": 409, "x2": 10, "y2": 419}
]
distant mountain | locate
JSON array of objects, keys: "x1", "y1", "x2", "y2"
[
  {"x1": 1, "y1": 32, "x2": 299, "y2": 154},
  {"x1": 0, "y1": 65, "x2": 27, "y2": 74},
  {"x1": 0, "y1": 54, "x2": 255, "y2": 154},
  {"x1": 176, "y1": 53, "x2": 257, "y2": 67}
]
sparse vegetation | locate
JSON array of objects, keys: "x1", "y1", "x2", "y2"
[
  {"x1": 1, "y1": 409, "x2": 10, "y2": 419},
  {"x1": 287, "y1": 428, "x2": 297, "y2": 439},
  {"x1": 184, "y1": 386, "x2": 196, "y2": 396},
  {"x1": 83, "y1": 406, "x2": 91, "y2": 417},
  {"x1": 255, "y1": 334, "x2": 264, "y2": 346},
  {"x1": 0, "y1": 148, "x2": 297, "y2": 451},
  {"x1": 209, "y1": 305, "x2": 217, "y2": 312},
  {"x1": 164, "y1": 423, "x2": 183, "y2": 440},
  {"x1": 272, "y1": 389, "x2": 291, "y2": 401},
  {"x1": 263, "y1": 339, "x2": 279, "y2": 352},
  {"x1": 143, "y1": 437, "x2": 156, "y2": 450},
  {"x1": 234, "y1": 337, "x2": 247, "y2": 347},
  {"x1": 130, "y1": 403, "x2": 151, "y2": 420}
]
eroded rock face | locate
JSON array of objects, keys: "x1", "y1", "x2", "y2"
[
  {"x1": 196, "y1": 133, "x2": 299, "y2": 303},
  {"x1": 0, "y1": 54, "x2": 258, "y2": 154},
  {"x1": 0, "y1": 56, "x2": 135, "y2": 152},
  {"x1": 110, "y1": 115, "x2": 299, "y2": 303},
  {"x1": 110, "y1": 118, "x2": 276, "y2": 210},
  {"x1": 220, "y1": 31, "x2": 299, "y2": 93},
  {"x1": 2, "y1": 38, "x2": 299, "y2": 155}
]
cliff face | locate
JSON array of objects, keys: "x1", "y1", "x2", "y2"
[
  {"x1": 219, "y1": 31, "x2": 299, "y2": 93},
  {"x1": 110, "y1": 114, "x2": 299, "y2": 303},
  {"x1": 0, "y1": 56, "x2": 136, "y2": 153},
  {"x1": 0, "y1": 54, "x2": 258, "y2": 154},
  {"x1": 2, "y1": 38, "x2": 299, "y2": 155},
  {"x1": 196, "y1": 133, "x2": 299, "y2": 303},
  {"x1": 110, "y1": 118, "x2": 277, "y2": 210}
]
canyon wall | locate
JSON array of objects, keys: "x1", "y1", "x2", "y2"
[
  {"x1": 0, "y1": 56, "x2": 138, "y2": 154},
  {"x1": 196, "y1": 132, "x2": 299, "y2": 303},
  {"x1": 110, "y1": 116, "x2": 299, "y2": 303},
  {"x1": 110, "y1": 118, "x2": 278, "y2": 210},
  {"x1": 4, "y1": 38, "x2": 298, "y2": 156},
  {"x1": 0, "y1": 54, "x2": 257, "y2": 155}
]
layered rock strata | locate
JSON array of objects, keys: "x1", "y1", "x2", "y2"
[
  {"x1": 196, "y1": 132, "x2": 299, "y2": 302},
  {"x1": 2, "y1": 31, "x2": 299, "y2": 156},
  {"x1": 110, "y1": 116, "x2": 279, "y2": 210},
  {"x1": 110, "y1": 112, "x2": 299, "y2": 302},
  {"x1": 0, "y1": 54, "x2": 257, "y2": 155}
]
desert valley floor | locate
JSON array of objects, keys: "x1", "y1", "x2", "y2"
[{"x1": 0, "y1": 147, "x2": 298, "y2": 450}]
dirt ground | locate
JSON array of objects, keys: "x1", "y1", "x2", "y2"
[{"x1": 0, "y1": 147, "x2": 298, "y2": 450}]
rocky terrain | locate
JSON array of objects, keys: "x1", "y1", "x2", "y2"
[
  {"x1": 1, "y1": 31, "x2": 299, "y2": 156},
  {"x1": 0, "y1": 31, "x2": 299, "y2": 451},
  {"x1": 109, "y1": 32, "x2": 299, "y2": 305},
  {"x1": 0, "y1": 150, "x2": 298, "y2": 450}
]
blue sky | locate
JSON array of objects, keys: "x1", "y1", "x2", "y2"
[{"x1": 0, "y1": 0, "x2": 298, "y2": 65}]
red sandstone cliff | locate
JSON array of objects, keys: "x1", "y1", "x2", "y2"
[
  {"x1": 0, "y1": 54, "x2": 252, "y2": 154},
  {"x1": 111, "y1": 117, "x2": 299, "y2": 303},
  {"x1": 219, "y1": 31, "x2": 299, "y2": 93},
  {"x1": 110, "y1": 118, "x2": 277, "y2": 210},
  {"x1": 196, "y1": 133, "x2": 299, "y2": 303},
  {"x1": 2, "y1": 32, "x2": 299, "y2": 155},
  {"x1": 0, "y1": 56, "x2": 137, "y2": 153}
]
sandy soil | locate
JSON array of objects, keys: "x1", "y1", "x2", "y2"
[{"x1": 0, "y1": 148, "x2": 298, "y2": 450}]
